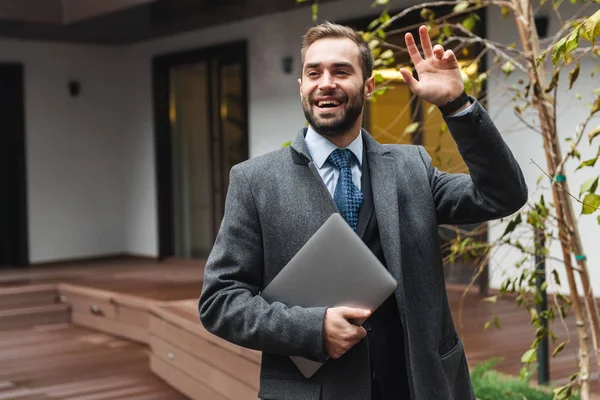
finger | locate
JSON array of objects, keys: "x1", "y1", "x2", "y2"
[
  {"x1": 419, "y1": 25, "x2": 434, "y2": 59},
  {"x1": 442, "y1": 49, "x2": 457, "y2": 62},
  {"x1": 433, "y1": 44, "x2": 444, "y2": 59},
  {"x1": 338, "y1": 306, "x2": 371, "y2": 320},
  {"x1": 399, "y1": 68, "x2": 418, "y2": 93},
  {"x1": 404, "y1": 32, "x2": 423, "y2": 65},
  {"x1": 355, "y1": 327, "x2": 367, "y2": 340}
]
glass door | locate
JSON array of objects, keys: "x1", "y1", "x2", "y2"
[{"x1": 154, "y1": 42, "x2": 248, "y2": 260}]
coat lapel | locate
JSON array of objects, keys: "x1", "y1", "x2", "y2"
[
  {"x1": 363, "y1": 131, "x2": 405, "y2": 314},
  {"x1": 290, "y1": 128, "x2": 339, "y2": 215}
]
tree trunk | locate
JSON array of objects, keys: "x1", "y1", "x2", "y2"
[{"x1": 511, "y1": 0, "x2": 597, "y2": 396}]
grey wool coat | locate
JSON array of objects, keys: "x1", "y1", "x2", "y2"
[{"x1": 198, "y1": 99, "x2": 528, "y2": 400}]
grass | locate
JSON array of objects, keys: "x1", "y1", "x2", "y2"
[{"x1": 471, "y1": 358, "x2": 581, "y2": 400}]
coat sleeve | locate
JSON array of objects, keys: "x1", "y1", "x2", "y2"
[
  {"x1": 198, "y1": 164, "x2": 329, "y2": 362},
  {"x1": 418, "y1": 99, "x2": 528, "y2": 225}
]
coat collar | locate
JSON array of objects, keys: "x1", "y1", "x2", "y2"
[{"x1": 290, "y1": 127, "x2": 390, "y2": 164}]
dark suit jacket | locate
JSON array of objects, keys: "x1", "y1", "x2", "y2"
[{"x1": 198, "y1": 99, "x2": 528, "y2": 399}]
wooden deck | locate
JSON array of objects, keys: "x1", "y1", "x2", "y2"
[
  {"x1": 0, "y1": 323, "x2": 187, "y2": 400},
  {"x1": 1, "y1": 257, "x2": 599, "y2": 397},
  {"x1": 0, "y1": 258, "x2": 204, "y2": 301}
]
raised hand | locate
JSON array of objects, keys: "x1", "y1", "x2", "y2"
[{"x1": 399, "y1": 25, "x2": 465, "y2": 107}]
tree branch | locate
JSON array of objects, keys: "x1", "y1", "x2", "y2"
[{"x1": 530, "y1": 159, "x2": 600, "y2": 212}]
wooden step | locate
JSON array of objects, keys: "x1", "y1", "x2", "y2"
[
  {"x1": 0, "y1": 284, "x2": 59, "y2": 311},
  {"x1": 0, "y1": 304, "x2": 70, "y2": 331},
  {"x1": 57, "y1": 283, "x2": 154, "y2": 344},
  {"x1": 149, "y1": 301, "x2": 261, "y2": 400}
]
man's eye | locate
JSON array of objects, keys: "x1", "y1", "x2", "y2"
[
  {"x1": 336, "y1": 71, "x2": 349, "y2": 75},
  {"x1": 307, "y1": 71, "x2": 319, "y2": 77}
]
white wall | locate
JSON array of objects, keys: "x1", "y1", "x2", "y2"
[
  {"x1": 0, "y1": 39, "x2": 127, "y2": 263},
  {"x1": 485, "y1": 3, "x2": 600, "y2": 294}
]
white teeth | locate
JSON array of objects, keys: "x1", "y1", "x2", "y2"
[{"x1": 317, "y1": 100, "x2": 341, "y2": 107}]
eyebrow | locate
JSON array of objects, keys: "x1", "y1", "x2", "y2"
[{"x1": 304, "y1": 62, "x2": 355, "y2": 71}]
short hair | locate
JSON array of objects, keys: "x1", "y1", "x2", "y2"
[{"x1": 301, "y1": 21, "x2": 373, "y2": 82}]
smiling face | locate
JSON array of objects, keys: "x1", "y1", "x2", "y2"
[{"x1": 299, "y1": 37, "x2": 374, "y2": 138}]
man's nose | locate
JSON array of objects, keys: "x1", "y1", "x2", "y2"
[{"x1": 318, "y1": 72, "x2": 336, "y2": 90}]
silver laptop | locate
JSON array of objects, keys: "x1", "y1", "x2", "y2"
[{"x1": 260, "y1": 213, "x2": 398, "y2": 378}]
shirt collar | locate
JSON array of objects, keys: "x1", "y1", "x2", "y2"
[{"x1": 305, "y1": 126, "x2": 363, "y2": 168}]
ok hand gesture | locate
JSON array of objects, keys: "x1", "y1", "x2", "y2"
[{"x1": 399, "y1": 25, "x2": 465, "y2": 107}]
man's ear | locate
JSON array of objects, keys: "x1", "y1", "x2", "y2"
[
  {"x1": 298, "y1": 78, "x2": 303, "y2": 98},
  {"x1": 364, "y1": 75, "x2": 375, "y2": 100}
]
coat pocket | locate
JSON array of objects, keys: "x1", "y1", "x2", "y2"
[
  {"x1": 258, "y1": 377, "x2": 322, "y2": 400},
  {"x1": 439, "y1": 336, "x2": 476, "y2": 399}
]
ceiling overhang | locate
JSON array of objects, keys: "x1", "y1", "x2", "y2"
[
  {"x1": 0, "y1": 0, "x2": 157, "y2": 25},
  {"x1": 0, "y1": 0, "x2": 319, "y2": 45}
]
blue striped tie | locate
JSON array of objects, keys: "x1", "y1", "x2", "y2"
[{"x1": 327, "y1": 149, "x2": 363, "y2": 231}]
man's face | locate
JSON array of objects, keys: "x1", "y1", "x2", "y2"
[{"x1": 299, "y1": 37, "x2": 374, "y2": 137}]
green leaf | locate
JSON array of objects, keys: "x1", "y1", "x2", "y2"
[
  {"x1": 592, "y1": 96, "x2": 600, "y2": 115},
  {"x1": 493, "y1": 316, "x2": 501, "y2": 329},
  {"x1": 582, "y1": 193, "x2": 600, "y2": 214},
  {"x1": 527, "y1": 210, "x2": 543, "y2": 228},
  {"x1": 403, "y1": 122, "x2": 420, "y2": 135},
  {"x1": 476, "y1": 72, "x2": 487, "y2": 87},
  {"x1": 367, "y1": 18, "x2": 380, "y2": 31},
  {"x1": 484, "y1": 321, "x2": 491, "y2": 330},
  {"x1": 580, "y1": 9, "x2": 600, "y2": 43},
  {"x1": 552, "y1": 37, "x2": 567, "y2": 66},
  {"x1": 379, "y1": 9, "x2": 391, "y2": 24},
  {"x1": 589, "y1": 124, "x2": 600, "y2": 143},
  {"x1": 576, "y1": 156, "x2": 598, "y2": 170},
  {"x1": 568, "y1": 63, "x2": 580, "y2": 90},
  {"x1": 536, "y1": 51, "x2": 546, "y2": 67},
  {"x1": 501, "y1": 61, "x2": 516, "y2": 76},
  {"x1": 371, "y1": 0, "x2": 389, "y2": 7},
  {"x1": 598, "y1": 214, "x2": 600, "y2": 225},
  {"x1": 565, "y1": 29, "x2": 580, "y2": 54},
  {"x1": 453, "y1": 1, "x2": 470, "y2": 13},
  {"x1": 281, "y1": 140, "x2": 292, "y2": 148},
  {"x1": 521, "y1": 348, "x2": 537, "y2": 364},
  {"x1": 311, "y1": 3, "x2": 318, "y2": 21},
  {"x1": 462, "y1": 14, "x2": 478, "y2": 32},
  {"x1": 552, "y1": 269, "x2": 561, "y2": 286},
  {"x1": 501, "y1": 213, "x2": 522, "y2": 238},
  {"x1": 545, "y1": 70, "x2": 560, "y2": 93},
  {"x1": 483, "y1": 295, "x2": 498, "y2": 303},
  {"x1": 580, "y1": 176, "x2": 599, "y2": 197},
  {"x1": 380, "y1": 49, "x2": 394, "y2": 59},
  {"x1": 420, "y1": 8, "x2": 436, "y2": 20},
  {"x1": 552, "y1": 341, "x2": 567, "y2": 357},
  {"x1": 501, "y1": 6, "x2": 510, "y2": 17}
]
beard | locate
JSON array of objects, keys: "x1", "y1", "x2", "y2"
[{"x1": 302, "y1": 86, "x2": 364, "y2": 137}]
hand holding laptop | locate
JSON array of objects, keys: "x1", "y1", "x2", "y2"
[{"x1": 323, "y1": 306, "x2": 371, "y2": 359}]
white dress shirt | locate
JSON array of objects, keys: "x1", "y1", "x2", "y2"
[{"x1": 305, "y1": 126, "x2": 363, "y2": 197}]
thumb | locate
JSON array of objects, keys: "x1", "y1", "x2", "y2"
[
  {"x1": 399, "y1": 68, "x2": 419, "y2": 93},
  {"x1": 338, "y1": 307, "x2": 371, "y2": 320}
]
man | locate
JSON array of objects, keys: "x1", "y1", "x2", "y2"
[{"x1": 199, "y1": 21, "x2": 527, "y2": 400}]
